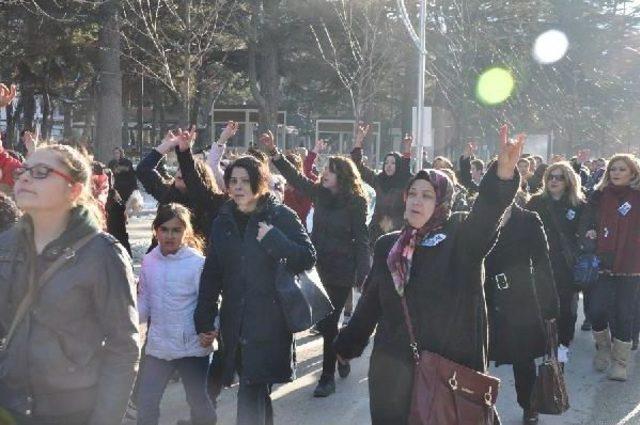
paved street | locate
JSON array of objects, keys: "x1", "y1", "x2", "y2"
[{"x1": 127, "y1": 200, "x2": 640, "y2": 425}]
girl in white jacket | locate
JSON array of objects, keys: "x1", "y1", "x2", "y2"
[{"x1": 136, "y1": 203, "x2": 216, "y2": 425}]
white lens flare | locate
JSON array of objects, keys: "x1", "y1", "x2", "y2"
[{"x1": 533, "y1": 30, "x2": 569, "y2": 64}]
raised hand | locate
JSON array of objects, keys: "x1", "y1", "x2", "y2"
[
  {"x1": 496, "y1": 125, "x2": 525, "y2": 181},
  {"x1": 156, "y1": 129, "x2": 182, "y2": 154},
  {"x1": 0, "y1": 84, "x2": 16, "y2": 108},
  {"x1": 354, "y1": 122, "x2": 370, "y2": 148},
  {"x1": 219, "y1": 121, "x2": 239, "y2": 143},
  {"x1": 463, "y1": 141, "x2": 478, "y2": 158},
  {"x1": 257, "y1": 221, "x2": 274, "y2": 241},
  {"x1": 259, "y1": 131, "x2": 276, "y2": 154},
  {"x1": 313, "y1": 139, "x2": 328, "y2": 154},
  {"x1": 402, "y1": 133, "x2": 413, "y2": 154},
  {"x1": 178, "y1": 125, "x2": 197, "y2": 152}
]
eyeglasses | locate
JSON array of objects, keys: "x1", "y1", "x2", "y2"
[
  {"x1": 12, "y1": 164, "x2": 75, "y2": 184},
  {"x1": 547, "y1": 174, "x2": 565, "y2": 182}
]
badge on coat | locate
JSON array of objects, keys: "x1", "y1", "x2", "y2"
[
  {"x1": 421, "y1": 233, "x2": 447, "y2": 247},
  {"x1": 618, "y1": 202, "x2": 632, "y2": 217},
  {"x1": 566, "y1": 209, "x2": 576, "y2": 221}
]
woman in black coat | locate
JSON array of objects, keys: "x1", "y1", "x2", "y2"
[
  {"x1": 526, "y1": 162, "x2": 585, "y2": 354},
  {"x1": 351, "y1": 125, "x2": 412, "y2": 245},
  {"x1": 135, "y1": 129, "x2": 227, "y2": 245},
  {"x1": 485, "y1": 201, "x2": 559, "y2": 424},
  {"x1": 334, "y1": 127, "x2": 523, "y2": 424},
  {"x1": 194, "y1": 156, "x2": 316, "y2": 425},
  {"x1": 108, "y1": 147, "x2": 138, "y2": 203},
  {"x1": 260, "y1": 132, "x2": 370, "y2": 398}
]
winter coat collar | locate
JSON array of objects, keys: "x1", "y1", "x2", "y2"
[
  {"x1": 218, "y1": 193, "x2": 280, "y2": 221},
  {"x1": 149, "y1": 245, "x2": 202, "y2": 261}
]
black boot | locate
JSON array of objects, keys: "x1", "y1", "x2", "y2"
[
  {"x1": 337, "y1": 361, "x2": 351, "y2": 378},
  {"x1": 313, "y1": 375, "x2": 336, "y2": 397},
  {"x1": 523, "y1": 409, "x2": 539, "y2": 424}
]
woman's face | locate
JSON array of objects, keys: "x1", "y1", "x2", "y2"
[
  {"x1": 609, "y1": 160, "x2": 634, "y2": 187},
  {"x1": 383, "y1": 155, "x2": 397, "y2": 177},
  {"x1": 546, "y1": 169, "x2": 567, "y2": 197},
  {"x1": 517, "y1": 160, "x2": 530, "y2": 176},
  {"x1": 405, "y1": 179, "x2": 436, "y2": 229},
  {"x1": 14, "y1": 150, "x2": 78, "y2": 214},
  {"x1": 155, "y1": 216, "x2": 186, "y2": 256},
  {"x1": 321, "y1": 166, "x2": 338, "y2": 191},
  {"x1": 228, "y1": 166, "x2": 260, "y2": 212}
]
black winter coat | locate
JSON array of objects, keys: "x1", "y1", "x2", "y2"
[
  {"x1": 485, "y1": 206, "x2": 559, "y2": 365},
  {"x1": 108, "y1": 157, "x2": 137, "y2": 201},
  {"x1": 351, "y1": 148, "x2": 411, "y2": 245},
  {"x1": 273, "y1": 155, "x2": 370, "y2": 287},
  {"x1": 136, "y1": 149, "x2": 227, "y2": 244},
  {"x1": 334, "y1": 166, "x2": 518, "y2": 424},
  {"x1": 194, "y1": 196, "x2": 316, "y2": 386},
  {"x1": 526, "y1": 194, "x2": 584, "y2": 289}
]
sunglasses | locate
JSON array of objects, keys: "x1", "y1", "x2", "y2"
[
  {"x1": 547, "y1": 174, "x2": 565, "y2": 182},
  {"x1": 13, "y1": 164, "x2": 75, "y2": 184}
]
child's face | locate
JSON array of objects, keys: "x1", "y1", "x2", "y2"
[{"x1": 155, "y1": 217, "x2": 187, "y2": 256}]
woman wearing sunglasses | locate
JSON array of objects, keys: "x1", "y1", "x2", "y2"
[
  {"x1": 0, "y1": 145, "x2": 140, "y2": 425},
  {"x1": 526, "y1": 162, "x2": 586, "y2": 364}
]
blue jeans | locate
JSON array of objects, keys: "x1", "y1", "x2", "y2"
[{"x1": 137, "y1": 355, "x2": 216, "y2": 425}]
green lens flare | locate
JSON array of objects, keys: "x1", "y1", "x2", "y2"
[{"x1": 476, "y1": 67, "x2": 515, "y2": 105}]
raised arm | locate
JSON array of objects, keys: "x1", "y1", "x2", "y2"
[
  {"x1": 176, "y1": 126, "x2": 228, "y2": 212},
  {"x1": 135, "y1": 132, "x2": 180, "y2": 203},
  {"x1": 260, "y1": 131, "x2": 319, "y2": 199},
  {"x1": 459, "y1": 126, "x2": 522, "y2": 261},
  {"x1": 209, "y1": 121, "x2": 238, "y2": 190},
  {"x1": 350, "y1": 124, "x2": 377, "y2": 187}
]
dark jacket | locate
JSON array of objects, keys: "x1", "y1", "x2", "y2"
[
  {"x1": 273, "y1": 155, "x2": 370, "y2": 287},
  {"x1": 526, "y1": 194, "x2": 584, "y2": 288},
  {"x1": 194, "y1": 196, "x2": 316, "y2": 386},
  {"x1": 108, "y1": 157, "x2": 138, "y2": 201},
  {"x1": 106, "y1": 188, "x2": 132, "y2": 256},
  {"x1": 136, "y1": 148, "x2": 227, "y2": 243},
  {"x1": 485, "y1": 206, "x2": 559, "y2": 365},
  {"x1": 334, "y1": 166, "x2": 518, "y2": 423},
  {"x1": 0, "y1": 208, "x2": 140, "y2": 424},
  {"x1": 351, "y1": 148, "x2": 411, "y2": 244}
]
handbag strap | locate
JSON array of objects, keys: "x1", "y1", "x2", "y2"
[
  {"x1": 543, "y1": 202, "x2": 576, "y2": 268},
  {"x1": 0, "y1": 231, "x2": 99, "y2": 351}
]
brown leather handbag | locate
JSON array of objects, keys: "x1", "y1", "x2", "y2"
[
  {"x1": 530, "y1": 319, "x2": 570, "y2": 415},
  {"x1": 400, "y1": 297, "x2": 500, "y2": 425}
]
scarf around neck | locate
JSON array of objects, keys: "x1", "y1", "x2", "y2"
[
  {"x1": 387, "y1": 169, "x2": 454, "y2": 296},
  {"x1": 597, "y1": 185, "x2": 640, "y2": 274}
]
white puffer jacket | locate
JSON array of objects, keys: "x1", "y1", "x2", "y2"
[{"x1": 138, "y1": 246, "x2": 212, "y2": 360}]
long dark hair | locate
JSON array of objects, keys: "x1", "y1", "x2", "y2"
[
  {"x1": 224, "y1": 156, "x2": 271, "y2": 195},
  {"x1": 326, "y1": 156, "x2": 367, "y2": 200}
]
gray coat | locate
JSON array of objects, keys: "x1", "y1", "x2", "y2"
[{"x1": 0, "y1": 212, "x2": 140, "y2": 425}]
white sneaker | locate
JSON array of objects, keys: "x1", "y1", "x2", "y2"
[{"x1": 557, "y1": 344, "x2": 569, "y2": 363}]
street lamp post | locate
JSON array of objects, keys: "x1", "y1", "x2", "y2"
[{"x1": 397, "y1": 0, "x2": 427, "y2": 170}]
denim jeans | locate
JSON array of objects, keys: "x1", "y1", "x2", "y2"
[
  {"x1": 136, "y1": 355, "x2": 216, "y2": 425},
  {"x1": 589, "y1": 275, "x2": 640, "y2": 342}
]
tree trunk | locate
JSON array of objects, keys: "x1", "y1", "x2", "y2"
[
  {"x1": 247, "y1": 0, "x2": 281, "y2": 141},
  {"x1": 41, "y1": 93, "x2": 51, "y2": 141},
  {"x1": 95, "y1": 0, "x2": 123, "y2": 162}
]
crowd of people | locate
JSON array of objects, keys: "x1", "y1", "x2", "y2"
[{"x1": 0, "y1": 79, "x2": 640, "y2": 425}]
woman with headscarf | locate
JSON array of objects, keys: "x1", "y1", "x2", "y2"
[
  {"x1": 351, "y1": 125, "x2": 412, "y2": 245},
  {"x1": 333, "y1": 126, "x2": 523, "y2": 424}
]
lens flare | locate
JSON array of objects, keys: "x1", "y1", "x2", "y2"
[
  {"x1": 533, "y1": 30, "x2": 569, "y2": 64},
  {"x1": 476, "y1": 67, "x2": 515, "y2": 105}
]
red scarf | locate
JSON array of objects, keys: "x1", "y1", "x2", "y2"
[{"x1": 597, "y1": 185, "x2": 640, "y2": 274}]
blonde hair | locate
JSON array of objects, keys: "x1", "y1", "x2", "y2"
[
  {"x1": 41, "y1": 144, "x2": 105, "y2": 227},
  {"x1": 541, "y1": 161, "x2": 584, "y2": 207},
  {"x1": 433, "y1": 156, "x2": 453, "y2": 170},
  {"x1": 595, "y1": 154, "x2": 640, "y2": 191}
]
